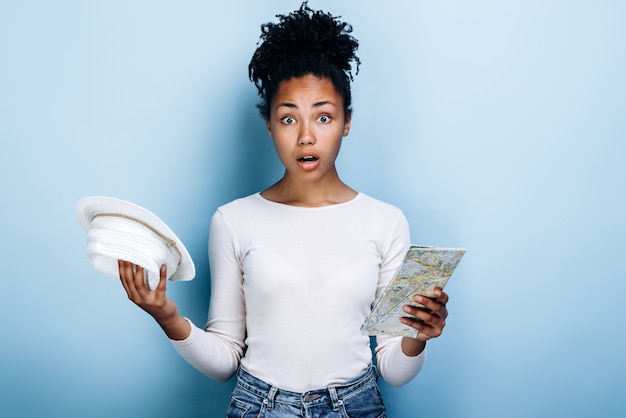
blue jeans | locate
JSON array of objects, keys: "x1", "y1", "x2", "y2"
[{"x1": 226, "y1": 364, "x2": 386, "y2": 418}]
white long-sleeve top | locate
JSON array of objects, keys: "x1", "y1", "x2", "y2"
[{"x1": 171, "y1": 193, "x2": 425, "y2": 392}]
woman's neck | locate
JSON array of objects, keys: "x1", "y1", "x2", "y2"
[{"x1": 261, "y1": 172, "x2": 357, "y2": 207}]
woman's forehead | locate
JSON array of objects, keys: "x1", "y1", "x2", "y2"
[{"x1": 273, "y1": 75, "x2": 342, "y2": 104}]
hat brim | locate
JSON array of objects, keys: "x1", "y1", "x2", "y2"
[{"x1": 76, "y1": 196, "x2": 195, "y2": 282}]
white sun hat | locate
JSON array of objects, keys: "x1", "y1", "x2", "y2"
[{"x1": 76, "y1": 196, "x2": 195, "y2": 290}]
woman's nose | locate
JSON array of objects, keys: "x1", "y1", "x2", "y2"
[{"x1": 298, "y1": 122, "x2": 315, "y2": 145}]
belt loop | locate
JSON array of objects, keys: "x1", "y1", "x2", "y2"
[
  {"x1": 265, "y1": 386, "x2": 278, "y2": 410},
  {"x1": 328, "y1": 386, "x2": 341, "y2": 412},
  {"x1": 370, "y1": 363, "x2": 379, "y2": 381}
]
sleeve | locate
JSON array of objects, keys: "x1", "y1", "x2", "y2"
[
  {"x1": 373, "y1": 211, "x2": 427, "y2": 387},
  {"x1": 169, "y1": 209, "x2": 246, "y2": 382}
]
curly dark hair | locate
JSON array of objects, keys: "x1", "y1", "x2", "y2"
[{"x1": 248, "y1": 1, "x2": 360, "y2": 121}]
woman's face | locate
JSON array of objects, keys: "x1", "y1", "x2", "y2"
[{"x1": 266, "y1": 74, "x2": 351, "y2": 184}]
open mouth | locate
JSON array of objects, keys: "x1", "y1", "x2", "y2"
[{"x1": 298, "y1": 156, "x2": 318, "y2": 163}]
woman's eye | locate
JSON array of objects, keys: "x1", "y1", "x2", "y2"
[
  {"x1": 281, "y1": 116, "x2": 295, "y2": 125},
  {"x1": 318, "y1": 115, "x2": 331, "y2": 124}
]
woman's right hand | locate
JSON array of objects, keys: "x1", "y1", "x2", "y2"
[{"x1": 118, "y1": 260, "x2": 191, "y2": 340}]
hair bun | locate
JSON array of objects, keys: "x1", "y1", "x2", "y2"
[{"x1": 249, "y1": 1, "x2": 360, "y2": 95}]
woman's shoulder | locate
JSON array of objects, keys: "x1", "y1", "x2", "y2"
[
  {"x1": 215, "y1": 193, "x2": 263, "y2": 214},
  {"x1": 355, "y1": 193, "x2": 405, "y2": 217}
]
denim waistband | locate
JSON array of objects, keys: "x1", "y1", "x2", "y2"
[{"x1": 234, "y1": 364, "x2": 378, "y2": 411}]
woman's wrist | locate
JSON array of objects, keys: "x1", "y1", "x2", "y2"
[
  {"x1": 401, "y1": 337, "x2": 427, "y2": 357},
  {"x1": 152, "y1": 302, "x2": 190, "y2": 340}
]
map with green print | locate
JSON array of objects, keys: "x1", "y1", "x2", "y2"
[{"x1": 361, "y1": 245, "x2": 466, "y2": 338}]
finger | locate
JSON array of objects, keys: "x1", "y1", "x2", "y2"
[
  {"x1": 401, "y1": 300, "x2": 447, "y2": 337},
  {"x1": 412, "y1": 294, "x2": 447, "y2": 319},
  {"x1": 134, "y1": 264, "x2": 148, "y2": 290},
  {"x1": 403, "y1": 303, "x2": 442, "y2": 326},
  {"x1": 118, "y1": 259, "x2": 131, "y2": 293},
  {"x1": 400, "y1": 315, "x2": 445, "y2": 341},
  {"x1": 156, "y1": 264, "x2": 167, "y2": 292},
  {"x1": 118, "y1": 260, "x2": 141, "y2": 300},
  {"x1": 118, "y1": 259, "x2": 135, "y2": 287},
  {"x1": 433, "y1": 288, "x2": 449, "y2": 305}
]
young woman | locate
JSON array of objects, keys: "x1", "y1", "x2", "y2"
[{"x1": 118, "y1": 3, "x2": 449, "y2": 417}]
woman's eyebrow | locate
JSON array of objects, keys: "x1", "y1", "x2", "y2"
[
  {"x1": 276, "y1": 100, "x2": 336, "y2": 109},
  {"x1": 313, "y1": 100, "x2": 336, "y2": 108},
  {"x1": 276, "y1": 102, "x2": 298, "y2": 110}
]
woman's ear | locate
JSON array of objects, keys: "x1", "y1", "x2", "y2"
[
  {"x1": 343, "y1": 112, "x2": 352, "y2": 137},
  {"x1": 266, "y1": 120, "x2": 273, "y2": 138}
]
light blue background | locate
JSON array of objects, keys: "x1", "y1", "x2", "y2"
[{"x1": 1, "y1": 1, "x2": 624, "y2": 417}]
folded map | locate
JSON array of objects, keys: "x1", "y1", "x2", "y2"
[{"x1": 361, "y1": 245, "x2": 466, "y2": 338}]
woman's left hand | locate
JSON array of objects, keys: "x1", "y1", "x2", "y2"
[{"x1": 399, "y1": 288, "x2": 449, "y2": 356}]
